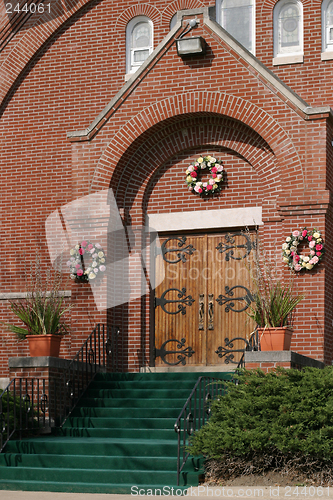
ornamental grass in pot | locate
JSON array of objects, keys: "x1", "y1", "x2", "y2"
[
  {"x1": 4, "y1": 255, "x2": 73, "y2": 357},
  {"x1": 247, "y1": 240, "x2": 305, "y2": 351}
]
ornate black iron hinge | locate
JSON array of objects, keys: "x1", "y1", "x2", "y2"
[
  {"x1": 215, "y1": 337, "x2": 251, "y2": 364},
  {"x1": 216, "y1": 285, "x2": 254, "y2": 313},
  {"x1": 155, "y1": 287, "x2": 194, "y2": 315},
  {"x1": 216, "y1": 232, "x2": 256, "y2": 261},
  {"x1": 161, "y1": 236, "x2": 196, "y2": 263},
  {"x1": 154, "y1": 338, "x2": 195, "y2": 365}
]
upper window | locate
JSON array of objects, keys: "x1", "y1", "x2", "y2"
[
  {"x1": 217, "y1": 0, "x2": 255, "y2": 54},
  {"x1": 273, "y1": 0, "x2": 303, "y2": 57},
  {"x1": 126, "y1": 16, "x2": 153, "y2": 74},
  {"x1": 170, "y1": 14, "x2": 177, "y2": 30},
  {"x1": 322, "y1": 0, "x2": 333, "y2": 53}
]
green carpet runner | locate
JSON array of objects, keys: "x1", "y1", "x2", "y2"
[{"x1": 0, "y1": 371, "x2": 232, "y2": 493}]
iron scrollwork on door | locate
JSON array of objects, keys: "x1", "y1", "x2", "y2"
[
  {"x1": 198, "y1": 294, "x2": 204, "y2": 330},
  {"x1": 216, "y1": 285, "x2": 254, "y2": 313},
  {"x1": 216, "y1": 232, "x2": 256, "y2": 261},
  {"x1": 154, "y1": 338, "x2": 195, "y2": 365},
  {"x1": 208, "y1": 293, "x2": 214, "y2": 330},
  {"x1": 161, "y1": 236, "x2": 196, "y2": 263},
  {"x1": 215, "y1": 337, "x2": 251, "y2": 364},
  {"x1": 155, "y1": 287, "x2": 194, "y2": 315}
]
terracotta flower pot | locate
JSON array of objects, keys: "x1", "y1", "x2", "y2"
[
  {"x1": 258, "y1": 327, "x2": 293, "y2": 351},
  {"x1": 26, "y1": 334, "x2": 62, "y2": 357}
]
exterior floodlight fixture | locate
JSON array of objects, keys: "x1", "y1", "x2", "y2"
[{"x1": 176, "y1": 18, "x2": 207, "y2": 57}]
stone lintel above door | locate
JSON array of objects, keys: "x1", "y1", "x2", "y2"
[{"x1": 146, "y1": 207, "x2": 263, "y2": 232}]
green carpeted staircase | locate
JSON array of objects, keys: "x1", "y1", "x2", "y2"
[{"x1": 0, "y1": 371, "x2": 232, "y2": 493}]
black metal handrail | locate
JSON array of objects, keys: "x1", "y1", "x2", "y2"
[
  {"x1": 173, "y1": 329, "x2": 259, "y2": 485},
  {"x1": 174, "y1": 376, "x2": 228, "y2": 486},
  {"x1": 54, "y1": 323, "x2": 120, "y2": 427},
  {"x1": 0, "y1": 377, "x2": 49, "y2": 452},
  {"x1": 237, "y1": 328, "x2": 259, "y2": 369},
  {"x1": 0, "y1": 323, "x2": 120, "y2": 452}
]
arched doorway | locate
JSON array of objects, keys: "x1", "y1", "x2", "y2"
[{"x1": 108, "y1": 114, "x2": 281, "y2": 371}]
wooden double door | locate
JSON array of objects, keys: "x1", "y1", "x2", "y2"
[{"x1": 153, "y1": 231, "x2": 256, "y2": 367}]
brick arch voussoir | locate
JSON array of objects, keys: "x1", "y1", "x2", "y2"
[
  {"x1": 108, "y1": 115, "x2": 274, "y2": 202},
  {"x1": 260, "y1": 0, "x2": 279, "y2": 16},
  {"x1": 91, "y1": 92, "x2": 303, "y2": 195},
  {"x1": 115, "y1": 4, "x2": 162, "y2": 31},
  {"x1": 138, "y1": 140, "x2": 278, "y2": 218},
  {"x1": 114, "y1": 121, "x2": 279, "y2": 213},
  {"x1": 301, "y1": 0, "x2": 321, "y2": 6},
  {"x1": 261, "y1": 0, "x2": 321, "y2": 16},
  {"x1": 0, "y1": 0, "x2": 97, "y2": 107},
  {"x1": 161, "y1": 0, "x2": 205, "y2": 24}
]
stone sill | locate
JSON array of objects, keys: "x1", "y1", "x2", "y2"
[
  {"x1": 125, "y1": 72, "x2": 137, "y2": 81},
  {"x1": 273, "y1": 54, "x2": 303, "y2": 66},
  {"x1": 245, "y1": 351, "x2": 325, "y2": 368},
  {"x1": 321, "y1": 51, "x2": 333, "y2": 61}
]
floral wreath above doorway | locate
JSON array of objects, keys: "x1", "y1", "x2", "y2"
[
  {"x1": 67, "y1": 240, "x2": 106, "y2": 282},
  {"x1": 282, "y1": 228, "x2": 324, "y2": 271},
  {"x1": 185, "y1": 155, "x2": 224, "y2": 196}
]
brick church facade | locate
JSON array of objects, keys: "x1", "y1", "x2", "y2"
[{"x1": 1, "y1": 0, "x2": 333, "y2": 381}]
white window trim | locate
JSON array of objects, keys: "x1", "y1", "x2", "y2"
[
  {"x1": 322, "y1": 0, "x2": 333, "y2": 55},
  {"x1": 273, "y1": 0, "x2": 303, "y2": 59},
  {"x1": 216, "y1": 0, "x2": 256, "y2": 55},
  {"x1": 126, "y1": 16, "x2": 154, "y2": 76}
]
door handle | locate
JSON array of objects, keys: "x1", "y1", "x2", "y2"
[
  {"x1": 199, "y1": 294, "x2": 204, "y2": 330},
  {"x1": 208, "y1": 294, "x2": 214, "y2": 330}
]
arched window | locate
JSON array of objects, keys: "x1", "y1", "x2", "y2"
[
  {"x1": 170, "y1": 13, "x2": 177, "y2": 30},
  {"x1": 216, "y1": 0, "x2": 255, "y2": 54},
  {"x1": 126, "y1": 16, "x2": 153, "y2": 74},
  {"x1": 322, "y1": 0, "x2": 333, "y2": 55},
  {"x1": 273, "y1": 0, "x2": 303, "y2": 59}
]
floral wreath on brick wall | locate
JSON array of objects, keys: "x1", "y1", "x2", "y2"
[
  {"x1": 282, "y1": 228, "x2": 324, "y2": 271},
  {"x1": 185, "y1": 155, "x2": 224, "y2": 196},
  {"x1": 67, "y1": 240, "x2": 106, "y2": 282}
]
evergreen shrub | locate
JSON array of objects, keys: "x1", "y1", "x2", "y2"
[
  {"x1": 0, "y1": 391, "x2": 39, "y2": 444},
  {"x1": 189, "y1": 368, "x2": 333, "y2": 484}
]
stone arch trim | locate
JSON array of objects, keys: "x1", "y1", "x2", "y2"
[
  {"x1": 0, "y1": 0, "x2": 97, "y2": 107},
  {"x1": 90, "y1": 91, "x2": 304, "y2": 195},
  {"x1": 114, "y1": 4, "x2": 162, "y2": 31}
]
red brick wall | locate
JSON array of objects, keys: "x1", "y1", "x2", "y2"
[
  {"x1": 245, "y1": 362, "x2": 294, "y2": 372},
  {"x1": 258, "y1": 0, "x2": 333, "y2": 108},
  {"x1": 0, "y1": 0, "x2": 332, "y2": 375}
]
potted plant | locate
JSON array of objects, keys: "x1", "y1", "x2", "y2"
[
  {"x1": 4, "y1": 255, "x2": 73, "y2": 357},
  {"x1": 247, "y1": 241, "x2": 304, "y2": 351}
]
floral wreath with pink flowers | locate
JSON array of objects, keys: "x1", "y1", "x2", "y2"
[
  {"x1": 185, "y1": 155, "x2": 224, "y2": 196},
  {"x1": 67, "y1": 240, "x2": 106, "y2": 282},
  {"x1": 282, "y1": 228, "x2": 324, "y2": 272}
]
